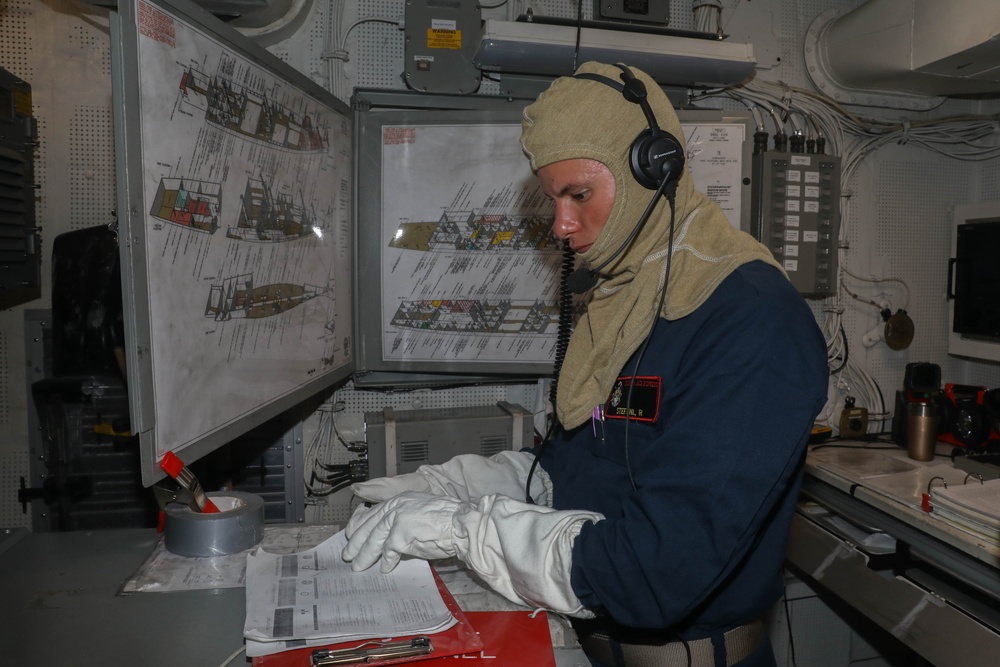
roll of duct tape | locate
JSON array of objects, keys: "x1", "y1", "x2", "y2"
[{"x1": 163, "y1": 491, "x2": 265, "y2": 557}]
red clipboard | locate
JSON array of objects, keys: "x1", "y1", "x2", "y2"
[
  {"x1": 252, "y1": 568, "x2": 484, "y2": 666},
  {"x1": 418, "y1": 610, "x2": 557, "y2": 666}
]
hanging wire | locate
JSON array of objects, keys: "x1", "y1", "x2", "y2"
[
  {"x1": 841, "y1": 266, "x2": 911, "y2": 310},
  {"x1": 304, "y1": 393, "x2": 367, "y2": 498}
]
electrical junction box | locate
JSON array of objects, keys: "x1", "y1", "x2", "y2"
[
  {"x1": 403, "y1": 0, "x2": 481, "y2": 95},
  {"x1": 364, "y1": 402, "x2": 533, "y2": 479},
  {"x1": 751, "y1": 151, "x2": 840, "y2": 298}
]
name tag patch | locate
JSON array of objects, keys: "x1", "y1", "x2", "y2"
[{"x1": 604, "y1": 375, "x2": 661, "y2": 423}]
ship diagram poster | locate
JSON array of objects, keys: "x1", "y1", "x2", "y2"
[
  {"x1": 116, "y1": 0, "x2": 352, "y2": 467},
  {"x1": 379, "y1": 123, "x2": 561, "y2": 365}
]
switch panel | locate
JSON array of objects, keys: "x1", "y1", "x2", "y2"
[{"x1": 752, "y1": 151, "x2": 840, "y2": 297}]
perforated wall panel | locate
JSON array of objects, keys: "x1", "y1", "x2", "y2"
[
  {"x1": 870, "y1": 153, "x2": 976, "y2": 387},
  {"x1": 981, "y1": 156, "x2": 1000, "y2": 202},
  {"x1": 69, "y1": 106, "x2": 116, "y2": 231},
  {"x1": 0, "y1": 330, "x2": 8, "y2": 424},
  {"x1": 0, "y1": 0, "x2": 35, "y2": 78},
  {"x1": 349, "y1": 0, "x2": 407, "y2": 90},
  {"x1": 773, "y1": 0, "x2": 836, "y2": 89},
  {"x1": 0, "y1": 0, "x2": 38, "y2": 530},
  {"x1": 265, "y1": 0, "x2": 331, "y2": 91}
]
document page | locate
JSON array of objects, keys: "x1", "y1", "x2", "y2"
[
  {"x1": 931, "y1": 478, "x2": 1000, "y2": 545},
  {"x1": 244, "y1": 531, "x2": 456, "y2": 655}
]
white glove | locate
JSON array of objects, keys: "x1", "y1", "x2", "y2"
[
  {"x1": 341, "y1": 490, "x2": 603, "y2": 617},
  {"x1": 351, "y1": 451, "x2": 551, "y2": 506},
  {"x1": 343, "y1": 492, "x2": 463, "y2": 571}
]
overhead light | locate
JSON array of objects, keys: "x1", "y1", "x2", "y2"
[{"x1": 473, "y1": 18, "x2": 756, "y2": 88}]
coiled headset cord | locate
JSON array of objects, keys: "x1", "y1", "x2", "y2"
[{"x1": 525, "y1": 242, "x2": 575, "y2": 504}]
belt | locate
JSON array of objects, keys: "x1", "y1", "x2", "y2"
[{"x1": 578, "y1": 619, "x2": 764, "y2": 667}]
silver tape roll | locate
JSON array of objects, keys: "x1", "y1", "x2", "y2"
[{"x1": 163, "y1": 491, "x2": 265, "y2": 557}]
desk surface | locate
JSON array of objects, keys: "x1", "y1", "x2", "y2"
[
  {"x1": 804, "y1": 441, "x2": 1000, "y2": 568},
  {"x1": 789, "y1": 441, "x2": 1000, "y2": 667},
  {"x1": 1, "y1": 528, "x2": 588, "y2": 667},
  {"x1": 1, "y1": 528, "x2": 247, "y2": 667}
]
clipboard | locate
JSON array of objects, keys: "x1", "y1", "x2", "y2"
[
  {"x1": 251, "y1": 568, "x2": 484, "y2": 666},
  {"x1": 419, "y1": 610, "x2": 557, "y2": 666}
]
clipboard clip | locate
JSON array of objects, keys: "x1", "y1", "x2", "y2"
[{"x1": 311, "y1": 636, "x2": 433, "y2": 665}]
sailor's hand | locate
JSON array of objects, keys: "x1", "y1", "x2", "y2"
[
  {"x1": 349, "y1": 473, "x2": 432, "y2": 504},
  {"x1": 342, "y1": 491, "x2": 464, "y2": 572},
  {"x1": 350, "y1": 451, "x2": 550, "y2": 505}
]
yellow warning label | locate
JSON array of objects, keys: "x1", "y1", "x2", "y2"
[
  {"x1": 427, "y1": 28, "x2": 461, "y2": 50},
  {"x1": 14, "y1": 88, "x2": 32, "y2": 117}
]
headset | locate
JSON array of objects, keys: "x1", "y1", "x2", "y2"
[
  {"x1": 566, "y1": 64, "x2": 686, "y2": 294},
  {"x1": 575, "y1": 64, "x2": 685, "y2": 191}
]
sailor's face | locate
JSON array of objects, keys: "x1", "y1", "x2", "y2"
[{"x1": 537, "y1": 158, "x2": 616, "y2": 254}]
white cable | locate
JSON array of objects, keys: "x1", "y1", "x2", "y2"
[
  {"x1": 322, "y1": 0, "x2": 345, "y2": 100},
  {"x1": 324, "y1": 14, "x2": 400, "y2": 101},
  {"x1": 340, "y1": 16, "x2": 399, "y2": 51},
  {"x1": 841, "y1": 266, "x2": 911, "y2": 310},
  {"x1": 216, "y1": 645, "x2": 246, "y2": 667},
  {"x1": 692, "y1": 0, "x2": 723, "y2": 34}
]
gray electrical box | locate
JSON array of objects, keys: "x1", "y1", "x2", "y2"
[
  {"x1": 365, "y1": 402, "x2": 533, "y2": 479},
  {"x1": 403, "y1": 0, "x2": 481, "y2": 94},
  {"x1": 752, "y1": 151, "x2": 840, "y2": 298}
]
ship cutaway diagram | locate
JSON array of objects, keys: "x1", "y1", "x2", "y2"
[
  {"x1": 149, "y1": 177, "x2": 222, "y2": 233},
  {"x1": 389, "y1": 210, "x2": 557, "y2": 252},
  {"x1": 391, "y1": 299, "x2": 558, "y2": 334},
  {"x1": 205, "y1": 273, "x2": 327, "y2": 321},
  {"x1": 178, "y1": 66, "x2": 328, "y2": 153},
  {"x1": 227, "y1": 175, "x2": 316, "y2": 242}
]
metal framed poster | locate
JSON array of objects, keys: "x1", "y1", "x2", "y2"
[{"x1": 111, "y1": 0, "x2": 353, "y2": 485}]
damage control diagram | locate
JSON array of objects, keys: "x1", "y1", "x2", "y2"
[
  {"x1": 131, "y1": 1, "x2": 352, "y2": 452},
  {"x1": 380, "y1": 123, "x2": 561, "y2": 364}
]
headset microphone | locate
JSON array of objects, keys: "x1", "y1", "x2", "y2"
[{"x1": 567, "y1": 265, "x2": 600, "y2": 294}]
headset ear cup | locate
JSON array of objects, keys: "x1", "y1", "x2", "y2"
[
  {"x1": 575, "y1": 64, "x2": 686, "y2": 190},
  {"x1": 630, "y1": 129, "x2": 685, "y2": 190}
]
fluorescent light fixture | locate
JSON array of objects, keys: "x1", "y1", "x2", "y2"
[{"x1": 474, "y1": 19, "x2": 756, "y2": 87}]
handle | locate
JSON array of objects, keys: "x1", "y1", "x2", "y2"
[{"x1": 946, "y1": 257, "x2": 958, "y2": 299}]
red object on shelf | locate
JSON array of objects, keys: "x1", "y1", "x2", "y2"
[{"x1": 158, "y1": 451, "x2": 220, "y2": 513}]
